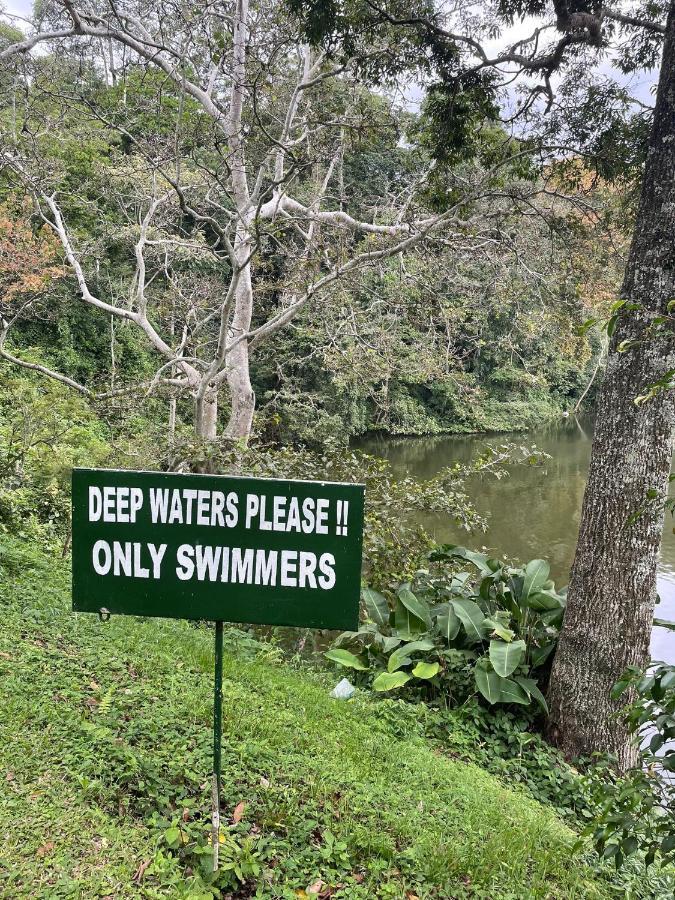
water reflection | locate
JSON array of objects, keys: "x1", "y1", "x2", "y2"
[{"x1": 358, "y1": 419, "x2": 675, "y2": 663}]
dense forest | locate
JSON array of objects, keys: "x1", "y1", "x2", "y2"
[
  {"x1": 2, "y1": 0, "x2": 675, "y2": 898},
  {"x1": 0, "y1": 5, "x2": 625, "y2": 452}
]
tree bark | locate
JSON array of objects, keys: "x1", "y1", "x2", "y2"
[
  {"x1": 224, "y1": 341, "x2": 255, "y2": 441},
  {"x1": 547, "y1": 1, "x2": 675, "y2": 771},
  {"x1": 195, "y1": 389, "x2": 218, "y2": 441},
  {"x1": 224, "y1": 229, "x2": 255, "y2": 441}
]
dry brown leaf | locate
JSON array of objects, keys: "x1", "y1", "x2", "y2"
[
  {"x1": 36, "y1": 842, "x2": 55, "y2": 858},
  {"x1": 232, "y1": 801, "x2": 246, "y2": 823},
  {"x1": 133, "y1": 859, "x2": 151, "y2": 883}
]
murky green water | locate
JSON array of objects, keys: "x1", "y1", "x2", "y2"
[{"x1": 359, "y1": 419, "x2": 675, "y2": 663}]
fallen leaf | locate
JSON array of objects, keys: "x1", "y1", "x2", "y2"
[
  {"x1": 133, "y1": 859, "x2": 151, "y2": 883},
  {"x1": 89, "y1": 680, "x2": 100, "y2": 691},
  {"x1": 306, "y1": 879, "x2": 325, "y2": 895},
  {"x1": 36, "y1": 842, "x2": 55, "y2": 858},
  {"x1": 232, "y1": 801, "x2": 246, "y2": 823}
]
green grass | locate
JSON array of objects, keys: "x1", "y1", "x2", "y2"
[{"x1": 0, "y1": 538, "x2": 612, "y2": 899}]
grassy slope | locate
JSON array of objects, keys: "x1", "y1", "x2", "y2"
[{"x1": 0, "y1": 539, "x2": 609, "y2": 900}]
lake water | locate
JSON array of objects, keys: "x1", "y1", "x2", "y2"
[{"x1": 359, "y1": 419, "x2": 675, "y2": 664}]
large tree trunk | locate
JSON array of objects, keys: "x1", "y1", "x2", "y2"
[{"x1": 547, "y1": 2, "x2": 675, "y2": 771}]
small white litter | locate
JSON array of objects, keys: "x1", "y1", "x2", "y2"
[{"x1": 330, "y1": 677, "x2": 356, "y2": 700}]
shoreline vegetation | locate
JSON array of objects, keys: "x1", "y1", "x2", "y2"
[
  {"x1": 1, "y1": 536, "x2": 668, "y2": 900},
  {"x1": 3, "y1": 0, "x2": 675, "y2": 894}
]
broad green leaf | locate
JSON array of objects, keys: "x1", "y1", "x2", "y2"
[
  {"x1": 382, "y1": 636, "x2": 402, "y2": 653},
  {"x1": 661, "y1": 833, "x2": 675, "y2": 854},
  {"x1": 387, "y1": 639, "x2": 435, "y2": 673},
  {"x1": 515, "y1": 676, "x2": 549, "y2": 714},
  {"x1": 362, "y1": 587, "x2": 389, "y2": 627},
  {"x1": 372, "y1": 671, "x2": 412, "y2": 692},
  {"x1": 621, "y1": 835, "x2": 639, "y2": 857},
  {"x1": 324, "y1": 649, "x2": 368, "y2": 671},
  {"x1": 450, "y1": 598, "x2": 488, "y2": 643},
  {"x1": 530, "y1": 642, "x2": 555, "y2": 668},
  {"x1": 483, "y1": 617, "x2": 515, "y2": 642},
  {"x1": 395, "y1": 598, "x2": 426, "y2": 635},
  {"x1": 498, "y1": 678, "x2": 531, "y2": 705},
  {"x1": 412, "y1": 661, "x2": 440, "y2": 679},
  {"x1": 475, "y1": 665, "x2": 503, "y2": 704},
  {"x1": 526, "y1": 591, "x2": 563, "y2": 611},
  {"x1": 521, "y1": 559, "x2": 550, "y2": 600},
  {"x1": 489, "y1": 639, "x2": 526, "y2": 677},
  {"x1": 397, "y1": 585, "x2": 432, "y2": 629},
  {"x1": 438, "y1": 606, "x2": 461, "y2": 643},
  {"x1": 431, "y1": 545, "x2": 493, "y2": 576},
  {"x1": 429, "y1": 601, "x2": 449, "y2": 617},
  {"x1": 165, "y1": 827, "x2": 181, "y2": 848},
  {"x1": 650, "y1": 733, "x2": 665, "y2": 753}
]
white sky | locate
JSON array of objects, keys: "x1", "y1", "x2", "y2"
[{"x1": 4, "y1": 0, "x2": 31, "y2": 18}]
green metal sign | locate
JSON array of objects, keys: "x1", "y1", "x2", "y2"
[{"x1": 72, "y1": 468, "x2": 364, "y2": 630}]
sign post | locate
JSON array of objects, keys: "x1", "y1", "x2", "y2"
[
  {"x1": 212, "y1": 620, "x2": 224, "y2": 869},
  {"x1": 71, "y1": 468, "x2": 364, "y2": 869}
]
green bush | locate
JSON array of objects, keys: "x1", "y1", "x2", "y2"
[
  {"x1": 326, "y1": 544, "x2": 564, "y2": 712},
  {"x1": 582, "y1": 661, "x2": 675, "y2": 870}
]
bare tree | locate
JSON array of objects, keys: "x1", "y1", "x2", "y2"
[{"x1": 0, "y1": 0, "x2": 575, "y2": 444}]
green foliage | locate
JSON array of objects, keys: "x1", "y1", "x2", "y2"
[
  {"x1": 326, "y1": 545, "x2": 564, "y2": 710},
  {"x1": 177, "y1": 438, "x2": 546, "y2": 589},
  {"x1": 582, "y1": 662, "x2": 675, "y2": 871},
  {"x1": 0, "y1": 369, "x2": 110, "y2": 544},
  {"x1": 0, "y1": 536, "x2": 617, "y2": 899},
  {"x1": 254, "y1": 216, "x2": 601, "y2": 446}
]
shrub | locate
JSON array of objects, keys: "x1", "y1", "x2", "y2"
[
  {"x1": 582, "y1": 661, "x2": 675, "y2": 870},
  {"x1": 325, "y1": 544, "x2": 564, "y2": 712}
]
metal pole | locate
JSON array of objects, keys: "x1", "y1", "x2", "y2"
[{"x1": 212, "y1": 620, "x2": 223, "y2": 871}]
